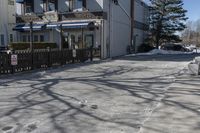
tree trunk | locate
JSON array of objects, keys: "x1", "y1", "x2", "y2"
[{"x1": 155, "y1": 32, "x2": 160, "y2": 49}]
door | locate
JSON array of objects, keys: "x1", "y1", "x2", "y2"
[
  {"x1": 85, "y1": 34, "x2": 94, "y2": 61},
  {"x1": 85, "y1": 34, "x2": 94, "y2": 49}
]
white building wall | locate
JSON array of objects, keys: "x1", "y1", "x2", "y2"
[
  {"x1": 34, "y1": 0, "x2": 43, "y2": 13},
  {"x1": 134, "y1": 0, "x2": 145, "y2": 23},
  {"x1": 87, "y1": 0, "x2": 103, "y2": 11},
  {"x1": 134, "y1": 0, "x2": 149, "y2": 50},
  {"x1": 103, "y1": 0, "x2": 131, "y2": 57},
  {"x1": 14, "y1": 0, "x2": 145, "y2": 58},
  {"x1": 0, "y1": 0, "x2": 16, "y2": 47},
  {"x1": 16, "y1": 3, "x2": 22, "y2": 15},
  {"x1": 58, "y1": 0, "x2": 69, "y2": 12},
  {"x1": 134, "y1": 29, "x2": 144, "y2": 49}
]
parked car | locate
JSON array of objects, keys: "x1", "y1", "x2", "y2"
[{"x1": 161, "y1": 43, "x2": 190, "y2": 52}]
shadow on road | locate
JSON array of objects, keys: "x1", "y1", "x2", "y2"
[
  {"x1": 121, "y1": 53, "x2": 200, "y2": 62},
  {"x1": 0, "y1": 54, "x2": 200, "y2": 133}
]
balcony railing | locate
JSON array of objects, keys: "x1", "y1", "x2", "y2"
[
  {"x1": 16, "y1": 12, "x2": 59, "y2": 23},
  {"x1": 16, "y1": 11, "x2": 107, "y2": 23},
  {"x1": 59, "y1": 11, "x2": 107, "y2": 21}
]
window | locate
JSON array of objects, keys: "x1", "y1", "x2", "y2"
[
  {"x1": 69, "y1": 0, "x2": 83, "y2": 11},
  {"x1": 48, "y1": 0, "x2": 57, "y2": 11},
  {"x1": 10, "y1": 34, "x2": 13, "y2": 43},
  {"x1": 22, "y1": 35, "x2": 27, "y2": 42},
  {"x1": 71, "y1": 35, "x2": 75, "y2": 43},
  {"x1": 71, "y1": 35, "x2": 76, "y2": 48},
  {"x1": 43, "y1": 0, "x2": 58, "y2": 12},
  {"x1": 34, "y1": 35, "x2": 39, "y2": 42},
  {"x1": 43, "y1": 0, "x2": 47, "y2": 12},
  {"x1": 8, "y1": 0, "x2": 14, "y2": 5},
  {"x1": 28, "y1": 35, "x2": 30, "y2": 42},
  {"x1": 40, "y1": 35, "x2": 45, "y2": 42},
  {"x1": 0, "y1": 34, "x2": 5, "y2": 46},
  {"x1": 69, "y1": 0, "x2": 74, "y2": 11},
  {"x1": 25, "y1": 0, "x2": 33, "y2": 13},
  {"x1": 83, "y1": 0, "x2": 86, "y2": 8}
]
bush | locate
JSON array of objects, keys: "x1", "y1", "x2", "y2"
[
  {"x1": 9, "y1": 42, "x2": 57, "y2": 50},
  {"x1": 138, "y1": 43, "x2": 154, "y2": 53}
]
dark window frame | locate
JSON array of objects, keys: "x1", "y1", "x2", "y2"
[
  {"x1": 43, "y1": 0, "x2": 58, "y2": 12},
  {"x1": 24, "y1": 0, "x2": 34, "y2": 14}
]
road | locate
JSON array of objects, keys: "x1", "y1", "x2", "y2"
[{"x1": 0, "y1": 54, "x2": 199, "y2": 133}]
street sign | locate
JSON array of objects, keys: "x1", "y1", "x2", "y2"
[
  {"x1": 73, "y1": 49, "x2": 76, "y2": 58},
  {"x1": 11, "y1": 54, "x2": 18, "y2": 66}
]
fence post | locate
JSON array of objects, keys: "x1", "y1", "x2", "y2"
[
  {"x1": 61, "y1": 49, "x2": 64, "y2": 66},
  {"x1": 31, "y1": 50, "x2": 34, "y2": 70},
  {"x1": 11, "y1": 50, "x2": 15, "y2": 74},
  {"x1": 90, "y1": 47, "x2": 93, "y2": 61},
  {"x1": 47, "y1": 47, "x2": 51, "y2": 67},
  {"x1": 72, "y1": 49, "x2": 76, "y2": 63}
]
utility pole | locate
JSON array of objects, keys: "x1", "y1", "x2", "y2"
[
  {"x1": 60, "y1": 24, "x2": 63, "y2": 50},
  {"x1": 30, "y1": 21, "x2": 34, "y2": 70},
  {"x1": 30, "y1": 21, "x2": 33, "y2": 52}
]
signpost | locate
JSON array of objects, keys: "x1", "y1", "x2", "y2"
[
  {"x1": 73, "y1": 49, "x2": 77, "y2": 58},
  {"x1": 11, "y1": 54, "x2": 18, "y2": 66},
  {"x1": 11, "y1": 54, "x2": 17, "y2": 74},
  {"x1": 72, "y1": 49, "x2": 76, "y2": 63}
]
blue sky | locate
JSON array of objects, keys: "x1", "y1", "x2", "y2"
[
  {"x1": 144, "y1": 0, "x2": 200, "y2": 21},
  {"x1": 182, "y1": 0, "x2": 200, "y2": 21}
]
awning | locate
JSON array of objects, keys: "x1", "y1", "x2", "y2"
[
  {"x1": 47, "y1": 21, "x2": 96, "y2": 30},
  {"x1": 13, "y1": 24, "x2": 46, "y2": 31},
  {"x1": 13, "y1": 21, "x2": 96, "y2": 31},
  {"x1": 16, "y1": 0, "x2": 24, "y2": 3}
]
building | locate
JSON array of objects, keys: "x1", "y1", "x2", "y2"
[
  {"x1": 133, "y1": 0, "x2": 149, "y2": 51},
  {"x1": 14, "y1": 0, "x2": 149, "y2": 58},
  {"x1": 0, "y1": 0, "x2": 16, "y2": 48}
]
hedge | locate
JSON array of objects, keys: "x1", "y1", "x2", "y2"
[{"x1": 9, "y1": 42, "x2": 58, "y2": 50}]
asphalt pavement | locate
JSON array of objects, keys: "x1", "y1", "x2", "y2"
[{"x1": 0, "y1": 54, "x2": 199, "y2": 133}]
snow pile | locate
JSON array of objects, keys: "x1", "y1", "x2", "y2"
[
  {"x1": 137, "y1": 49, "x2": 193, "y2": 56},
  {"x1": 188, "y1": 56, "x2": 200, "y2": 75},
  {"x1": 194, "y1": 48, "x2": 200, "y2": 53}
]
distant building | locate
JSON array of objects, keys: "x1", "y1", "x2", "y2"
[
  {"x1": 14, "y1": 0, "x2": 149, "y2": 57},
  {"x1": 0, "y1": 0, "x2": 16, "y2": 48}
]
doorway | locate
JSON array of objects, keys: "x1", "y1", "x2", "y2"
[{"x1": 85, "y1": 34, "x2": 94, "y2": 48}]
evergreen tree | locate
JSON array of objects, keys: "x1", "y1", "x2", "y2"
[{"x1": 149, "y1": 0, "x2": 188, "y2": 48}]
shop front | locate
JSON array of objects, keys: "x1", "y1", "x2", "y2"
[{"x1": 13, "y1": 20, "x2": 102, "y2": 58}]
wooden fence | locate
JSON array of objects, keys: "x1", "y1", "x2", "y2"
[{"x1": 0, "y1": 48, "x2": 95, "y2": 75}]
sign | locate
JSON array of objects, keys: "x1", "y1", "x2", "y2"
[
  {"x1": 11, "y1": 54, "x2": 18, "y2": 66},
  {"x1": 72, "y1": 49, "x2": 76, "y2": 58}
]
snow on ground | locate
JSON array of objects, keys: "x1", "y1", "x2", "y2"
[
  {"x1": 194, "y1": 48, "x2": 200, "y2": 53},
  {"x1": 0, "y1": 54, "x2": 199, "y2": 133},
  {"x1": 137, "y1": 49, "x2": 194, "y2": 56}
]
